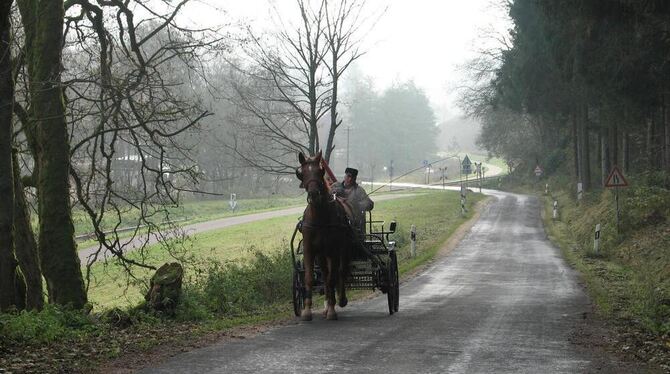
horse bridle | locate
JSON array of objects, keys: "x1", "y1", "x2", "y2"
[{"x1": 298, "y1": 162, "x2": 327, "y2": 204}]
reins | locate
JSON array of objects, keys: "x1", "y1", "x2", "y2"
[{"x1": 301, "y1": 197, "x2": 350, "y2": 230}]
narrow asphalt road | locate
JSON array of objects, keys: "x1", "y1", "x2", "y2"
[{"x1": 139, "y1": 190, "x2": 642, "y2": 374}]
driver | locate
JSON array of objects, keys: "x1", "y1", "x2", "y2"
[{"x1": 331, "y1": 167, "x2": 374, "y2": 239}]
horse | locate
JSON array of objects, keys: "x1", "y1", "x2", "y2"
[{"x1": 295, "y1": 151, "x2": 353, "y2": 321}]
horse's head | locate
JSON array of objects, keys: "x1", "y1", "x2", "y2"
[{"x1": 297, "y1": 151, "x2": 327, "y2": 205}]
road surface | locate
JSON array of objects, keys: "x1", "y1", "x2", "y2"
[{"x1": 139, "y1": 189, "x2": 642, "y2": 373}]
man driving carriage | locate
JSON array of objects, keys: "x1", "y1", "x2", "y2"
[{"x1": 331, "y1": 167, "x2": 374, "y2": 240}]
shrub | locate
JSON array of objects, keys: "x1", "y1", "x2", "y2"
[
  {"x1": 175, "y1": 248, "x2": 292, "y2": 319},
  {"x1": 0, "y1": 305, "x2": 94, "y2": 345},
  {"x1": 174, "y1": 286, "x2": 213, "y2": 322},
  {"x1": 622, "y1": 185, "x2": 670, "y2": 230}
]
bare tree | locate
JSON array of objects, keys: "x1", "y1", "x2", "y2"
[
  {"x1": 323, "y1": 0, "x2": 376, "y2": 163},
  {"x1": 228, "y1": 0, "x2": 376, "y2": 172},
  {"x1": 61, "y1": 1, "x2": 220, "y2": 278},
  {"x1": 6, "y1": 0, "x2": 221, "y2": 309}
]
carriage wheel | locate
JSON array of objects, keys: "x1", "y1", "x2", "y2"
[
  {"x1": 391, "y1": 252, "x2": 399, "y2": 312},
  {"x1": 292, "y1": 263, "x2": 304, "y2": 317},
  {"x1": 387, "y1": 252, "x2": 399, "y2": 315}
]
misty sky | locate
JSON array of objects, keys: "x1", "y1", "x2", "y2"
[{"x1": 181, "y1": 0, "x2": 510, "y2": 121}]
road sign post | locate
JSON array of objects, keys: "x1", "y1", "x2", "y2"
[
  {"x1": 410, "y1": 224, "x2": 417, "y2": 257},
  {"x1": 462, "y1": 155, "x2": 472, "y2": 191},
  {"x1": 460, "y1": 184, "x2": 467, "y2": 216},
  {"x1": 594, "y1": 223, "x2": 601, "y2": 253},
  {"x1": 475, "y1": 162, "x2": 482, "y2": 193},
  {"x1": 604, "y1": 166, "x2": 628, "y2": 234}
]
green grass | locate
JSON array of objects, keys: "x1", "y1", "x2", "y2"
[
  {"x1": 71, "y1": 195, "x2": 306, "y2": 238},
  {"x1": 86, "y1": 191, "x2": 483, "y2": 310},
  {"x1": 539, "y1": 182, "x2": 670, "y2": 334},
  {"x1": 73, "y1": 195, "x2": 307, "y2": 249}
]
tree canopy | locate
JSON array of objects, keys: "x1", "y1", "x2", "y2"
[{"x1": 462, "y1": 0, "x2": 670, "y2": 189}]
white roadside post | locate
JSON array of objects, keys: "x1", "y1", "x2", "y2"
[
  {"x1": 594, "y1": 223, "x2": 601, "y2": 253},
  {"x1": 553, "y1": 200, "x2": 558, "y2": 220},
  {"x1": 410, "y1": 224, "x2": 417, "y2": 257},
  {"x1": 229, "y1": 193, "x2": 237, "y2": 212},
  {"x1": 545, "y1": 183, "x2": 549, "y2": 195},
  {"x1": 460, "y1": 185, "x2": 467, "y2": 216}
]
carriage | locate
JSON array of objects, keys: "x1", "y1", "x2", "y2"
[{"x1": 290, "y1": 212, "x2": 400, "y2": 316}]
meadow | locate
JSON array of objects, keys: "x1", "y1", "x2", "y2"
[{"x1": 86, "y1": 190, "x2": 484, "y2": 310}]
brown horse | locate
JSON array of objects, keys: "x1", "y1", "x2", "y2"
[{"x1": 295, "y1": 151, "x2": 353, "y2": 321}]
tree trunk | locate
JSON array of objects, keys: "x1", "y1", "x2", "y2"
[
  {"x1": 572, "y1": 111, "x2": 580, "y2": 182},
  {"x1": 145, "y1": 262, "x2": 184, "y2": 315},
  {"x1": 597, "y1": 128, "x2": 603, "y2": 185},
  {"x1": 12, "y1": 151, "x2": 44, "y2": 310},
  {"x1": 646, "y1": 116, "x2": 655, "y2": 171},
  {"x1": 663, "y1": 92, "x2": 670, "y2": 172},
  {"x1": 0, "y1": 0, "x2": 17, "y2": 311},
  {"x1": 18, "y1": 0, "x2": 87, "y2": 308},
  {"x1": 622, "y1": 130, "x2": 630, "y2": 174},
  {"x1": 325, "y1": 54, "x2": 338, "y2": 164},
  {"x1": 14, "y1": 271, "x2": 26, "y2": 310},
  {"x1": 611, "y1": 121, "x2": 619, "y2": 168},
  {"x1": 601, "y1": 128, "x2": 610, "y2": 187},
  {"x1": 579, "y1": 104, "x2": 591, "y2": 191}
]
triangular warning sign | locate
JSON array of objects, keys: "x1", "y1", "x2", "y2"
[{"x1": 605, "y1": 166, "x2": 628, "y2": 188}]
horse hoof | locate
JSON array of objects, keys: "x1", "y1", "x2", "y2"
[
  {"x1": 338, "y1": 297, "x2": 348, "y2": 308},
  {"x1": 326, "y1": 311, "x2": 338, "y2": 320},
  {"x1": 301, "y1": 310, "x2": 312, "y2": 321}
]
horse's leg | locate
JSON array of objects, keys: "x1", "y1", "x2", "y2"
[
  {"x1": 301, "y1": 239, "x2": 313, "y2": 321},
  {"x1": 337, "y1": 254, "x2": 348, "y2": 308},
  {"x1": 318, "y1": 256, "x2": 328, "y2": 318},
  {"x1": 325, "y1": 256, "x2": 338, "y2": 320}
]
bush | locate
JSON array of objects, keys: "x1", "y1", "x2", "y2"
[
  {"x1": 622, "y1": 185, "x2": 670, "y2": 230},
  {"x1": 175, "y1": 248, "x2": 292, "y2": 319},
  {"x1": 174, "y1": 286, "x2": 213, "y2": 322},
  {"x1": 0, "y1": 305, "x2": 95, "y2": 345}
]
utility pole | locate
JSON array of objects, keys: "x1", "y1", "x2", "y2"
[
  {"x1": 346, "y1": 126, "x2": 350, "y2": 167},
  {"x1": 440, "y1": 167, "x2": 447, "y2": 189},
  {"x1": 370, "y1": 164, "x2": 374, "y2": 191},
  {"x1": 389, "y1": 160, "x2": 394, "y2": 191}
]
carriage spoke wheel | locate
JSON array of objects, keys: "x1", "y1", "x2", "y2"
[
  {"x1": 387, "y1": 252, "x2": 399, "y2": 315},
  {"x1": 292, "y1": 264, "x2": 304, "y2": 317},
  {"x1": 392, "y1": 252, "x2": 399, "y2": 312}
]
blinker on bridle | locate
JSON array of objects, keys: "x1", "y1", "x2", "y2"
[{"x1": 300, "y1": 162, "x2": 326, "y2": 204}]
